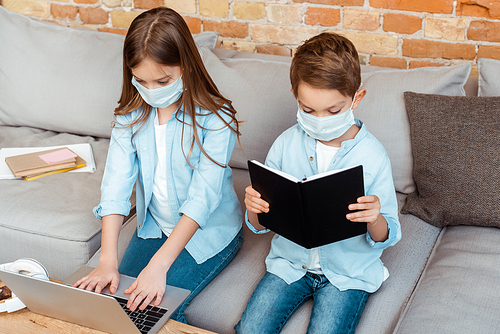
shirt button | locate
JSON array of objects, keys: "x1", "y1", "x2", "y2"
[
  {"x1": 138, "y1": 224, "x2": 142, "y2": 229},
  {"x1": 302, "y1": 265, "x2": 307, "y2": 269},
  {"x1": 309, "y1": 156, "x2": 314, "y2": 161}
]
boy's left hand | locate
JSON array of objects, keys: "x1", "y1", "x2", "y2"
[{"x1": 346, "y1": 195, "x2": 381, "y2": 225}]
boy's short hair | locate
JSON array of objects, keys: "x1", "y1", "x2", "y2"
[{"x1": 290, "y1": 32, "x2": 361, "y2": 98}]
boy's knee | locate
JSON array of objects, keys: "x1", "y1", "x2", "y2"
[
  {"x1": 236, "y1": 309, "x2": 284, "y2": 334},
  {"x1": 234, "y1": 318, "x2": 261, "y2": 334}
]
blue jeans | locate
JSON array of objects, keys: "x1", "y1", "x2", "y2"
[
  {"x1": 235, "y1": 272, "x2": 370, "y2": 334},
  {"x1": 119, "y1": 227, "x2": 243, "y2": 323}
]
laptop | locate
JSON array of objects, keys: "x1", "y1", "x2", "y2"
[{"x1": 0, "y1": 266, "x2": 190, "y2": 334}]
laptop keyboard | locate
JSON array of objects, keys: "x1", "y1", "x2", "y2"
[{"x1": 113, "y1": 295, "x2": 168, "y2": 334}]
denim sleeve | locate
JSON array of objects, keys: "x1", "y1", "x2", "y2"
[
  {"x1": 365, "y1": 154, "x2": 401, "y2": 249},
  {"x1": 178, "y1": 110, "x2": 237, "y2": 229},
  {"x1": 93, "y1": 114, "x2": 138, "y2": 220}
]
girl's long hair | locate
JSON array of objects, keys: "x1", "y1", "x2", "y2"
[{"x1": 115, "y1": 7, "x2": 240, "y2": 167}]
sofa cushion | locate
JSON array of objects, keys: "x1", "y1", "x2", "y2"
[
  {"x1": 186, "y1": 190, "x2": 442, "y2": 334},
  {"x1": 395, "y1": 225, "x2": 500, "y2": 334},
  {"x1": 0, "y1": 126, "x2": 111, "y2": 280},
  {"x1": 0, "y1": 6, "x2": 122, "y2": 139},
  {"x1": 478, "y1": 58, "x2": 500, "y2": 97},
  {"x1": 354, "y1": 193, "x2": 441, "y2": 334},
  {"x1": 401, "y1": 92, "x2": 500, "y2": 228},
  {"x1": 200, "y1": 46, "x2": 298, "y2": 169},
  {"x1": 354, "y1": 64, "x2": 471, "y2": 194},
  {"x1": 211, "y1": 46, "x2": 471, "y2": 194},
  {"x1": 0, "y1": 6, "x2": 218, "y2": 139}
]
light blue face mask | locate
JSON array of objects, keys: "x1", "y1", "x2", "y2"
[
  {"x1": 296, "y1": 99, "x2": 356, "y2": 142},
  {"x1": 131, "y1": 75, "x2": 183, "y2": 109}
]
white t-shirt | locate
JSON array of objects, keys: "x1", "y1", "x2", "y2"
[
  {"x1": 308, "y1": 141, "x2": 340, "y2": 275},
  {"x1": 148, "y1": 112, "x2": 176, "y2": 236}
]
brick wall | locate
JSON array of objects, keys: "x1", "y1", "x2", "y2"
[{"x1": 3, "y1": 0, "x2": 500, "y2": 74}]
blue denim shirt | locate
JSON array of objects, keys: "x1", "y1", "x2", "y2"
[
  {"x1": 246, "y1": 119, "x2": 401, "y2": 292},
  {"x1": 94, "y1": 106, "x2": 243, "y2": 264}
]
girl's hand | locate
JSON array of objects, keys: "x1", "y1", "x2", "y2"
[
  {"x1": 72, "y1": 263, "x2": 120, "y2": 295},
  {"x1": 346, "y1": 195, "x2": 381, "y2": 225},
  {"x1": 244, "y1": 186, "x2": 270, "y2": 214},
  {"x1": 124, "y1": 263, "x2": 167, "y2": 312}
]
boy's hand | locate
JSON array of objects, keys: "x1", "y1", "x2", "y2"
[
  {"x1": 346, "y1": 195, "x2": 381, "y2": 225},
  {"x1": 245, "y1": 186, "x2": 270, "y2": 214}
]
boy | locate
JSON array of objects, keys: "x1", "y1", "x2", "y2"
[{"x1": 235, "y1": 33, "x2": 401, "y2": 334}]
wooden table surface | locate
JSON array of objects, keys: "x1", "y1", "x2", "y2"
[{"x1": 0, "y1": 280, "x2": 215, "y2": 334}]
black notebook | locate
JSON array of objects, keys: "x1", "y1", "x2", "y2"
[{"x1": 247, "y1": 160, "x2": 366, "y2": 248}]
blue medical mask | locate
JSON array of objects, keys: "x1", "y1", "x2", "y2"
[
  {"x1": 131, "y1": 75, "x2": 183, "y2": 109},
  {"x1": 296, "y1": 99, "x2": 356, "y2": 141}
]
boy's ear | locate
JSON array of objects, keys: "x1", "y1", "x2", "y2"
[{"x1": 352, "y1": 89, "x2": 367, "y2": 110}]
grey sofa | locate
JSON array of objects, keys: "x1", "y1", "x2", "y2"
[{"x1": 1, "y1": 6, "x2": 500, "y2": 334}]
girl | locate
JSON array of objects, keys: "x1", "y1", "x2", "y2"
[{"x1": 74, "y1": 7, "x2": 243, "y2": 323}]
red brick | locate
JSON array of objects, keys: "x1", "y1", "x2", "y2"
[
  {"x1": 305, "y1": 7, "x2": 340, "y2": 26},
  {"x1": 256, "y1": 44, "x2": 292, "y2": 57},
  {"x1": 98, "y1": 27, "x2": 128, "y2": 35},
  {"x1": 222, "y1": 40, "x2": 255, "y2": 53},
  {"x1": 470, "y1": 65, "x2": 478, "y2": 77},
  {"x1": 50, "y1": 4, "x2": 78, "y2": 20},
  {"x1": 409, "y1": 61, "x2": 444, "y2": 69},
  {"x1": 402, "y1": 39, "x2": 476, "y2": 60},
  {"x1": 383, "y1": 13, "x2": 421, "y2": 34},
  {"x1": 203, "y1": 20, "x2": 248, "y2": 39},
  {"x1": 343, "y1": 9, "x2": 380, "y2": 31},
  {"x1": 79, "y1": 7, "x2": 108, "y2": 25},
  {"x1": 293, "y1": 0, "x2": 363, "y2": 5},
  {"x1": 370, "y1": 56, "x2": 407, "y2": 69},
  {"x1": 134, "y1": 0, "x2": 163, "y2": 10},
  {"x1": 478, "y1": 45, "x2": 500, "y2": 60},
  {"x1": 457, "y1": 2, "x2": 489, "y2": 17},
  {"x1": 74, "y1": 0, "x2": 98, "y2": 4},
  {"x1": 457, "y1": 0, "x2": 500, "y2": 19},
  {"x1": 251, "y1": 24, "x2": 318, "y2": 45},
  {"x1": 184, "y1": 16, "x2": 201, "y2": 34},
  {"x1": 371, "y1": 0, "x2": 453, "y2": 14},
  {"x1": 468, "y1": 20, "x2": 500, "y2": 42}
]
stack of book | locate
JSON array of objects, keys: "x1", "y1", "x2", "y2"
[{"x1": 4, "y1": 147, "x2": 86, "y2": 181}]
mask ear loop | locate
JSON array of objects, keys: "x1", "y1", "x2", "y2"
[{"x1": 352, "y1": 83, "x2": 364, "y2": 107}]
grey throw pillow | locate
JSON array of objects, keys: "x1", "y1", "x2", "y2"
[
  {"x1": 199, "y1": 46, "x2": 297, "y2": 169},
  {"x1": 401, "y1": 91, "x2": 500, "y2": 228},
  {"x1": 478, "y1": 58, "x2": 500, "y2": 97},
  {"x1": 355, "y1": 64, "x2": 471, "y2": 195},
  {"x1": 0, "y1": 6, "x2": 218, "y2": 139}
]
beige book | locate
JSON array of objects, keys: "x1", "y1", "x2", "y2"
[
  {"x1": 5, "y1": 148, "x2": 78, "y2": 177},
  {"x1": 23, "y1": 155, "x2": 87, "y2": 181}
]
